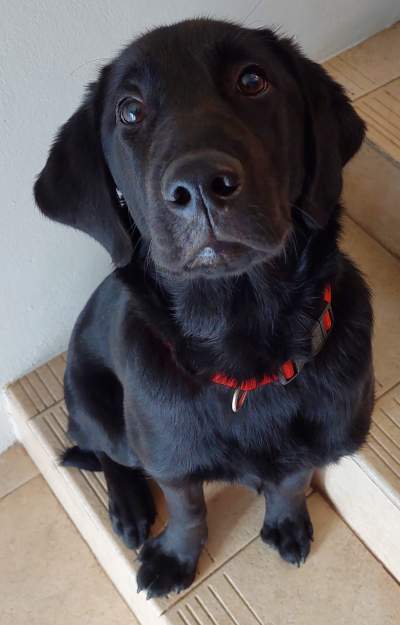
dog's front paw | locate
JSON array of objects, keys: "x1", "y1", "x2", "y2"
[
  {"x1": 137, "y1": 538, "x2": 197, "y2": 599},
  {"x1": 261, "y1": 509, "x2": 313, "y2": 566}
]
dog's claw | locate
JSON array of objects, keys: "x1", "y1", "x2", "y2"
[
  {"x1": 136, "y1": 538, "x2": 197, "y2": 599},
  {"x1": 261, "y1": 511, "x2": 313, "y2": 566}
]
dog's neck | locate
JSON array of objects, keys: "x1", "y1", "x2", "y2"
[
  {"x1": 139, "y1": 213, "x2": 341, "y2": 381},
  {"x1": 165, "y1": 266, "x2": 289, "y2": 341}
]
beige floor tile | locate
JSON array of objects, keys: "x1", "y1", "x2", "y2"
[
  {"x1": 340, "y1": 216, "x2": 400, "y2": 395},
  {"x1": 168, "y1": 494, "x2": 400, "y2": 625},
  {"x1": 204, "y1": 482, "x2": 264, "y2": 563},
  {"x1": 0, "y1": 443, "x2": 38, "y2": 499},
  {"x1": 324, "y1": 21, "x2": 400, "y2": 100},
  {"x1": 355, "y1": 78, "x2": 400, "y2": 163},
  {"x1": 0, "y1": 475, "x2": 137, "y2": 625},
  {"x1": 343, "y1": 141, "x2": 400, "y2": 257}
]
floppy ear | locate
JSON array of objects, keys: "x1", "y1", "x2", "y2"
[
  {"x1": 34, "y1": 66, "x2": 133, "y2": 266},
  {"x1": 271, "y1": 35, "x2": 366, "y2": 227}
]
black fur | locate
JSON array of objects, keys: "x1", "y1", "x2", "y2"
[
  {"x1": 35, "y1": 19, "x2": 373, "y2": 598},
  {"x1": 60, "y1": 446, "x2": 101, "y2": 472}
]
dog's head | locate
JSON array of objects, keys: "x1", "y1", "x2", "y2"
[{"x1": 35, "y1": 19, "x2": 365, "y2": 278}]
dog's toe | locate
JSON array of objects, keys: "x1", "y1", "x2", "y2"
[
  {"x1": 261, "y1": 511, "x2": 313, "y2": 566},
  {"x1": 137, "y1": 539, "x2": 197, "y2": 599}
]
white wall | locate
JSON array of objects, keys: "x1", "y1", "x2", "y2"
[{"x1": 1, "y1": 0, "x2": 399, "y2": 451}]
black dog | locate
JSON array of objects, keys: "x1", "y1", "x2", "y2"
[{"x1": 35, "y1": 19, "x2": 374, "y2": 598}]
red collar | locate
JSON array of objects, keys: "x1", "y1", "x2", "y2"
[{"x1": 211, "y1": 283, "x2": 333, "y2": 411}]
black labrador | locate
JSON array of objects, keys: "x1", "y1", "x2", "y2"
[{"x1": 34, "y1": 19, "x2": 374, "y2": 598}]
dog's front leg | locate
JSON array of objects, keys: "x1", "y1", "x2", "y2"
[
  {"x1": 261, "y1": 467, "x2": 314, "y2": 566},
  {"x1": 137, "y1": 481, "x2": 207, "y2": 598}
]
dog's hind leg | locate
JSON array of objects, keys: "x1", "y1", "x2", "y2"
[{"x1": 97, "y1": 452, "x2": 156, "y2": 550}]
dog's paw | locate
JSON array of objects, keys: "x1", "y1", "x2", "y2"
[
  {"x1": 109, "y1": 492, "x2": 156, "y2": 550},
  {"x1": 261, "y1": 510, "x2": 313, "y2": 566},
  {"x1": 137, "y1": 538, "x2": 197, "y2": 599}
]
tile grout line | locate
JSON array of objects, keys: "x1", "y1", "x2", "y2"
[
  {"x1": 363, "y1": 135, "x2": 400, "y2": 169},
  {"x1": 375, "y1": 381, "x2": 400, "y2": 403},
  {"x1": 184, "y1": 603, "x2": 205, "y2": 625},
  {"x1": 207, "y1": 585, "x2": 241, "y2": 625},
  {"x1": 9, "y1": 395, "x2": 65, "y2": 423},
  {"x1": 337, "y1": 55, "x2": 376, "y2": 85},
  {"x1": 352, "y1": 75, "x2": 400, "y2": 104},
  {"x1": 193, "y1": 595, "x2": 220, "y2": 625},
  {"x1": 368, "y1": 434, "x2": 400, "y2": 476},
  {"x1": 0, "y1": 472, "x2": 42, "y2": 505},
  {"x1": 223, "y1": 572, "x2": 265, "y2": 625},
  {"x1": 381, "y1": 407, "x2": 400, "y2": 431},
  {"x1": 356, "y1": 108, "x2": 400, "y2": 150},
  {"x1": 343, "y1": 215, "x2": 400, "y2": 264},
  {"x1": 19, "y1": 377, "x2": 46, "y2": 412},
  {"x1": 357, "y1": 100, "x2": 400, "y2": 135},
  {"x1": 373, "y1": 420, "x2": 400, "y2": 455},
  {"x1": 176, "y1": 609, "x2": 192, "y2": 625},
  {"x1": 366, "y1": 95, "x2": 400, "y2": 121},
  {"x1": 34, "y1": 367, "x2": 60, "y2": 403}
]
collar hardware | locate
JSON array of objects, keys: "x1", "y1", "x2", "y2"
[
  {"x1": 212, "y1": 282, "x2": 334, "y2": 412},
  {"x1": 277, "y1": 359, "x2": 304, "y2": 386},
  {"x1": 232, "y1": 388, "x2": 248, "y2": 412}
]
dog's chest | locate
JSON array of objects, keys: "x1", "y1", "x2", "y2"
[{"x1": 130, "y1": 380, "x2": 298, "y2": 483}]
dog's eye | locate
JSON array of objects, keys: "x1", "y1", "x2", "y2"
[
  {"x1": 118, "y1": 98, "x2": 145, "y2": 124},
  {"x1": 237, "y1": 66, "x2": 268, "y2": 96}
]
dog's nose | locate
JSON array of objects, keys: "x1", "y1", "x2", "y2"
[{"x1": 161, "y1": 150, "x2": 243, "y2": 211}]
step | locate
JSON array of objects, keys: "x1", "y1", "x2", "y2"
[
  {"x1": 5, "y1": 348, "x2": 400, "y2": 625},
  {"x1": 343, "y1": 142, "x2": 400, "y2": 258}
]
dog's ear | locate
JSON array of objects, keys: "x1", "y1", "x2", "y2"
[
  {"x1": 34, "y1": 66, "x2": 133, "y2": 266},
  {"x1": 270, "y1": 34, "x2": 366, "y2": 227}
]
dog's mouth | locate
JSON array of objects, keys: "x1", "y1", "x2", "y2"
[
  {"x1": 180, "y1": 238, "x2": 273, "y2": 278},
  {"x1": 149, "y1": 206, "x2": 292, "y2": 278},
  {"x1": 185, "y1": 241, "x2": 251, "y2": 269}
]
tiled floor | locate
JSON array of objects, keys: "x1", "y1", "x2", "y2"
[
  {"x1": 0, "y1": 444, "x2": 138, "y2": 625},
  {"x1": 2, "y1": 19, "x2": 400, "y2": 625},
  {"x1": 2, "y1": 443, "x2": 400, "y2": 625}
]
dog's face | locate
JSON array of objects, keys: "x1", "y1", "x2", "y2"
[
  {"x1": 102, "y1": 21, "x2": 306, "y2": 277},
  {"x1": 35, "y1": 19, "x2": 365, "y2": 278}
]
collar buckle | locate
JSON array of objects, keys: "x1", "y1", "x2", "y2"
[
  {"x1": 278, "y1": 360, "x2": 304, "y2": 385},
  {"x1": 311, "y1": 301, "x2": 334, "y2": 356}
]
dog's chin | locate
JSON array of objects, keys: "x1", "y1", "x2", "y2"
[{"x1": 154, "y1": 239, "x2": 284, "y2": 280}]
